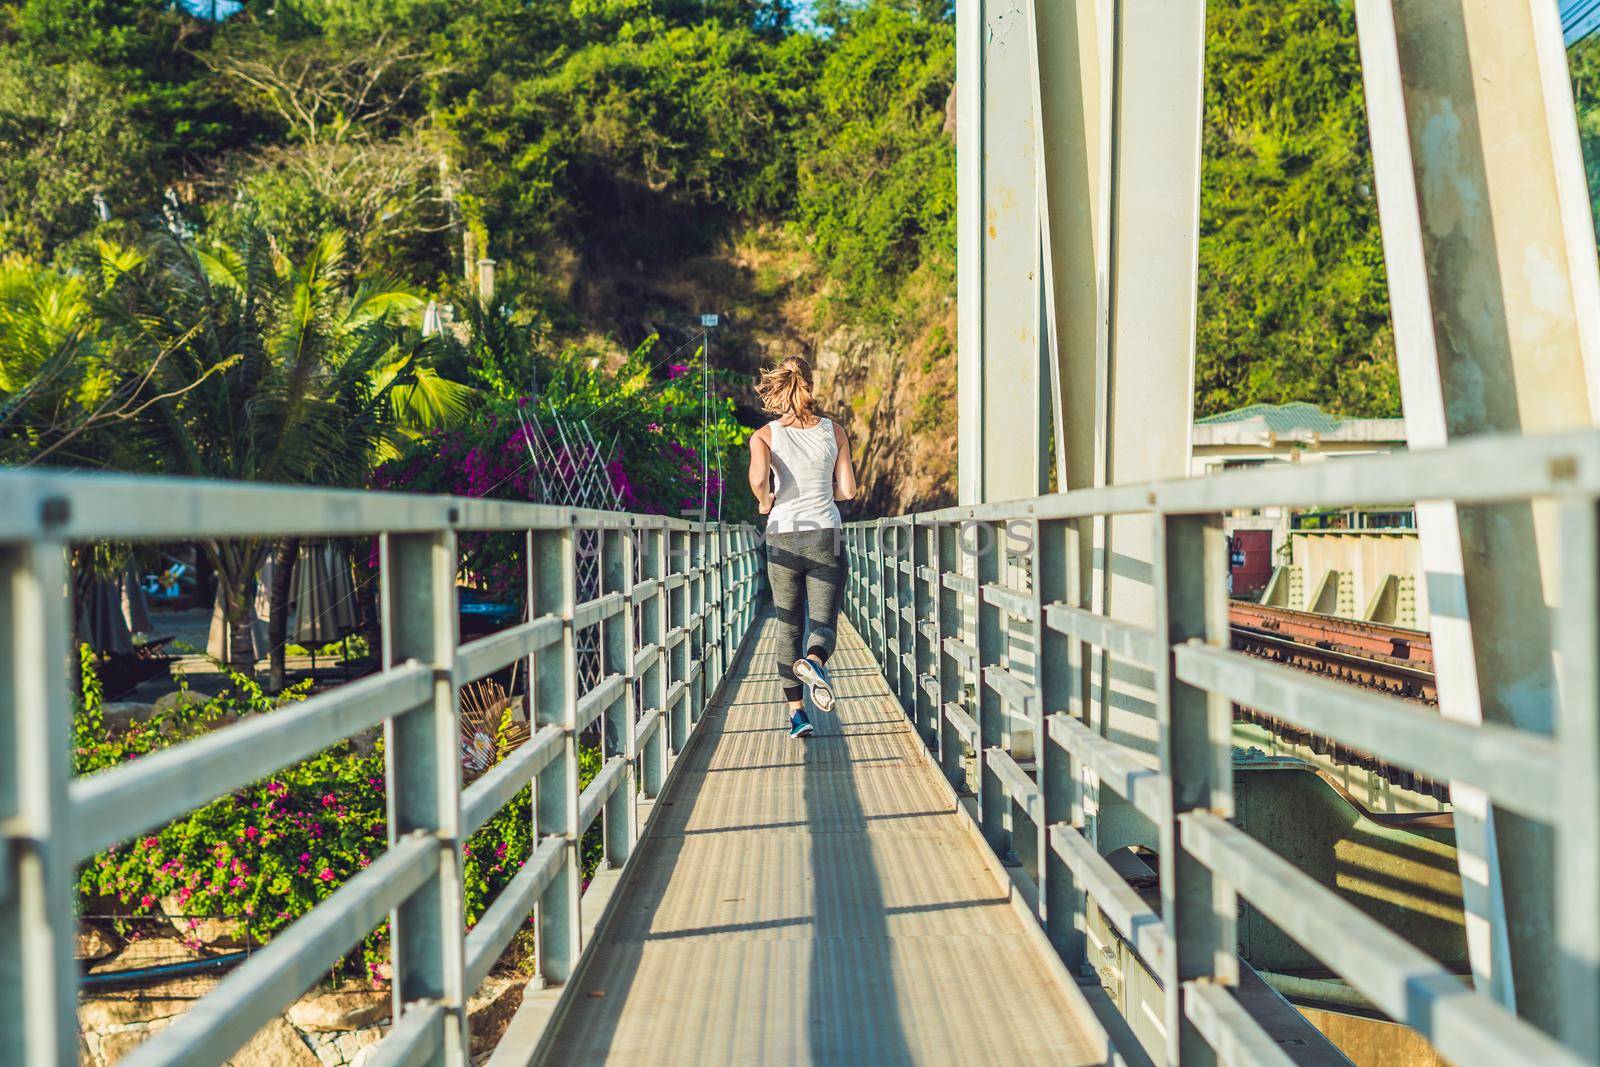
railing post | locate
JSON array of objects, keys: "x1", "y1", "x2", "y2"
[
  {"x1": 638, "y1": 525, "x2": 667, "y2": 799},
  {"x1": 1035, "y1": 517, "x2": 1086, "y2": 967},
  {"x1": 1155, "y1": 512, "x2": 1235, "y2": 1067},
  {"x1": 972, "y1": 520, "x2": 1007, "y2": 853},
  {"x1": 848, "y1": 526, "x2": 862, "y2": 624},
  {"x1": 689, "y1": 527, "x2": 706, "y2": 724},
  {"x1": 895, "y1": 522, "x2": 915, "y2": 714},
  {"x1": 668, "y1": 529, "x2": 690, "y2": 751},
  {"x1": 382, "y1": 529, "x2": 470, "y2": 1063},
  {"x1": 912, "y1": 520, "x2": 937, "y2": 748},
  {"x1": 600, "y1": 527, "x2": 637, "y2": 867},
  {"x1": 530, "y1": 524, "x2": 581, "y2": 986},
  {"x1": 885, "y1": 520, "x2": 903, "y2": 705},
  {"x1": 882, "y1": 520, "x2": 895, "y2": 695},
  {"x1": 1558, "y1": 497, "x2": 1600, "y2": 1059},
  {"x1": 0, "y1": 541, "x2": 76, "y2": 1067},
  {"x1": 935, "y1": 522, "x2": 964, "y2": 788},
  {"x1": 708, "y1": 524, "x2": 725, "y2": 689}
]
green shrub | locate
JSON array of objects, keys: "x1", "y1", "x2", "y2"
[{"x1": 76, "y1": 646, "x2": 601, "y2": 980}]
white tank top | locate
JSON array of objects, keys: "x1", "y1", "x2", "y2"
[{"x1": 766, "y1": 417, "x2": 842, "y2": 533}]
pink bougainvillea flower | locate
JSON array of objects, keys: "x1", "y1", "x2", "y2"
[{"x1": 318, "y1": 868, "x2": 335, "y2": 882}]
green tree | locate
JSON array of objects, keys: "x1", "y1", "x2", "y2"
[
  {"x1": 794, "y1": 3, "x2": 954, "y2": 315},
  {"x1": 101, "y1": 227, "x2": 447, "y2": 675},
  {"x1": 1196, "y1": 0, "x2": 1398, "y2": 417},
  {"x1": 0, "y1": 57, "x2": 155, "y2": 259}
]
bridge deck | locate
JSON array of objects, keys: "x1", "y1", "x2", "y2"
[{"x1": 534, "y1": 612, "x2": 1104, "y2": 1065}]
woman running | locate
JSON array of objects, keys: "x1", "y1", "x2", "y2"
[{"x1": 747, "y1": 356, "x2": 857, "y2": 738}]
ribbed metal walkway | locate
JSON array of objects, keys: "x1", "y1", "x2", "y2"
[{"x1": 534, "y1": 612, "x2": 1103, "y2": 1065}]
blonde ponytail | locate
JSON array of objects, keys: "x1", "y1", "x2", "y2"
[{"x1": 755, "y1": 356, "x2": 817, "y2": 421}]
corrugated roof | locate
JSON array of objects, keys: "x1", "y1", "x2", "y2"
[{"x1": 1195, "y1": 401, "x2": 1346, "y2": 435}]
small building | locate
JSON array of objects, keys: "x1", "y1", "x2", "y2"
[
  {"x1": 1191, "y1": 401, "x2": 1407, "y2": 476},
  {"x1": 1191, "y1": 403, "x2": 1413, "y2": 617}
]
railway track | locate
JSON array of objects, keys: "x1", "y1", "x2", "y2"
[
  {"x1": 1227, "y1": 601, "x2": 1446, "y2": 799},
  {"x1": 1229, "y1": 602, "x2": 1435, "y2": 703}
]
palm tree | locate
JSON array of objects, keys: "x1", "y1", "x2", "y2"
[{"x1": 103, "y1": 226, "x2": 468, "y2": 678}]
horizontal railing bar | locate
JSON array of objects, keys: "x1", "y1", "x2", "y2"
[
  {"x1": 119, "y1": 832, "x2": 437, "y2": 1067},
  {"x1": 631, "y1": 578, "x2": 660, "y2": 602},
  {"x1": 577, "y1": 757, "x2": 628, "y2": 834},
  {"x1": 635, "y1": 710, "x2": 661, "y2": 750},
  {"x1": 942, "y1": 637, "x2": 977, "y2": 670},
  {"x1": 0, "y1": 469, "x2": 741, "y2": 541},
  {"x1": 1180, "y1": 812, "x2": 1582, "y2": 1067},
  {"x1": 666, "y1": 680, "x2": 687, "y2": 709},
  {"x1": 1183, "y1": 981, "x2": 1296, "y2": 1067},
  {"x1": 70, "y1": 663, "x2": 433, "y2": 859},
  {"x1": 898, "y1": 560, "x2": 913, "y2": 574},
  {"x1": 463, "y1": 835, "x2": 566, "y2": 991},
  {"x1": 453, "y1": 498, "x2": 639, "y2": 531},
  {"x1": 0, "y1": 474, "x2": 450, "y2": 540},
  {"x1": 982, "y1": 665, "x2": 1036, "y2": 715},
  {"x1": 454, "y1": 616, "x2": 563, "y2": 686},
  {"x1": 573, "y1": 591, "x2": 626, "y2": 631},
  {"x1": 918, "y1": 565, "x2": 938, "y2": 583},
  {"x1": 666, "y1": 626, "x2": 689, "y2": 647},
  {"x1": 362, "y1": 1000, "x2": 443, "y2": 1067},
  {"x1": 985, "y1": 748, "x2": 1039, "y2": 822},
  {"x1": 664, "y1": 574, "x2": 687, "y2": 590},
  {"x1": 900, "y1": 651, "x2": 915, "y2": 673},
  {"x1": 633, "y1": 643, "x2": 661, "y2": 676},
  {"x1": 943, "y1": 702, "x2": 979, "y2": 747},
  {"x1": 1042, "y1": 604, "x2": 1162, "y2": 667},
  {"x1": 1048, "y1": 823, "x2": 1169, "y2": 973},
  {"x1": 576, "y1": 674, "x2": 627, "y2": 733},
  {"x1": 899, "y1": 605, "x2": 915, "y2": 622},
  {"x1": 461, "y1": 725, "x2": 563, "y2": 838},
  {"x1": 1047, "y1": 715, "x2": 1168, "y2": 825},
  {"x1": 1174, "y1": 643, "x2": 1559, "y2": 821},
  {"x1": 981, "y1": 584, "x2": 1036, "y2": 621},
  {"x1": 857, "y1": 430, "x2": 1600, "y2": 527},
  {"x1": 942, "y1": 573, "x2": 977, "y2": 596},
  {"x1": 917, "y1": 621, "x2": 938, "y2": 642}
]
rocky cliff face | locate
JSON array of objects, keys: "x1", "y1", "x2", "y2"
[
  {"x1": 572, "y1": 225, "x2": 957, "y2": 518},
  {"x1": 809, "y1": 312, "x2": 956, "y2": 517}
]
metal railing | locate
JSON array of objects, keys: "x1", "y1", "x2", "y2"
[
  {"x1": 0, "y1": 469, "x2": 762, "y2": 1067},
  {"x1": 843, "y1": 429, "x2": 1600, "y2": 1067}
]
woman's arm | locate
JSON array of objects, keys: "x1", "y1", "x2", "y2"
[
  {"x1": 832, "y1": 421, "x2": 857, "y2": 501},
  {"x1": 748, "y1": 425, "x2": 774, "y2": 514}
]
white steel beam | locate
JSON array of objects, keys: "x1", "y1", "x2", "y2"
[
  {"x1": 958, "y1": 0, "x2": 1051, "y2": 505},
  {"x1": 1355, "y1": 0, "x2": 1600, "y2": 1028}
]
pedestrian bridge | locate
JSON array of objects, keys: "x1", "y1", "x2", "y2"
[{"x1": 3, "y1": 426, "x2": 1600, "y2": 1067}]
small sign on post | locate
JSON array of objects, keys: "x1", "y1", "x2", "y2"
[{"x1": 700, "y1": 313, "x2": 719, "y2": 328}]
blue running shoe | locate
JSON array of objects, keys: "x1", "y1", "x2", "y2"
[
  {"x1": 793, "y1": 656, "x2": 835, "y2": 713},
  {"x1": 789, "y1": 710, "x2": 814, "y2": 738}
]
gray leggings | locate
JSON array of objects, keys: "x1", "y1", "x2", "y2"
[{"x1": 765, "y1": 530, "x2": 843, "y2": 701}]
